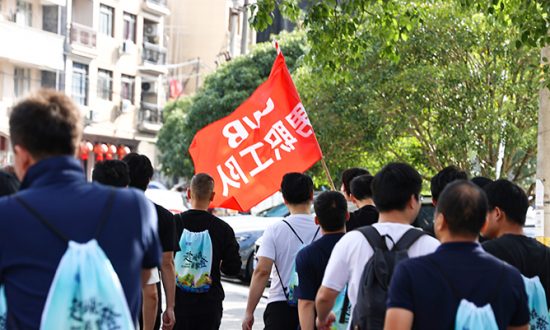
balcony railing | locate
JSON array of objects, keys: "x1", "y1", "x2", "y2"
[
  {"x1": 70, "y1": 22, "x2": 96, "y2": 48},
  {"x1": 142, "y1": 0, "x2": 170, "y2": 16},
  {"x1": 142, "y1": 42, "x2": 166, "y2": 65}
]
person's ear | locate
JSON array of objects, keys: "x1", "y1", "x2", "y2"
[
  {"x1": 494, "y1": 207, "x2": 503, "y2": 222},
  {"x1": 13, "y1": 145, "x2": 34, "y2": 181},
  {"x1": 350, "y1": 195, "x2": 359, "y2": 205},
  {"x1": 210, "y1": 191, "x2": 215, "y2": 202},
  {"x1": 435, "y1": 212, "x2": 446, "y2": 233},
  {"x1": 314, "y1": 216, "x2": 320, "y2": 225},
  {"x1": 432, "y1": 198, "x2": 437, "y2": 206},
  {"x1": 186, "y1": 188, "x2": 191, "y2": 200},
  {"x1": 345, "y1": 211, "x2": 350, "y2": 222},
  {"x1": 408, "y1": 194, "x2": 417, "y2": 209}
]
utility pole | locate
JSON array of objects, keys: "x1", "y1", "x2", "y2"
[
  {"x1": 536, "y1": 46, "x2": 550, "y2": 246},
  {"x1": 240, "y1": 0, "x2": 249, "y2": 55}
]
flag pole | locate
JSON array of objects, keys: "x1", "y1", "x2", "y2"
[{"x1": 321, "y1": 158, "x2": 336, "y2": 191}]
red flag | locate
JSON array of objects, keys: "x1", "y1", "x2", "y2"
[{"x1": 189, "y1": 50, "x2": 323, "y2": 211}]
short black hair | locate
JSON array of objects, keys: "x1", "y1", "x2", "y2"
[
  {"x1": 314, "y1": 191, "x2": 347, "y2": 231},
  {"x1": 92, "y1": 160, "x2": 130, "y2": 188},
  {"x1": 122, "y1": 153, "x2": 153, "y2": 191},
  {"x1": 430, "y1": 166, "x2": 468, "y2": 201},
  {"x1": 341, "y1": 168, "x2": 370, "y2": 195},
  {"x1": 350, "y1": 175, "x2": 374, "y2": 200},
  {"x1": 483, "y1": 179, "x2": 528, "y2": 226},
  {"x1": 471, "y1": 176, "x2": 493, "y2": 189},
  {"x1": 372, "y1": 163, "x2": 422, "y2": 212},
  {"x1": 281, "y1": 172, "x2": 313, "y2": 205},
  {"x1": 0, "y1": 170, "x2": 20, "y2": 196},
  {"x1": 436, "y1": 180, "x2": 488, "y2": 236},
  {"x1": 191, "y1": 173, "x2": 215, "y2": 201},
  {"x1": 9, "y1": 89, "x2": 82, "y2": 159}
]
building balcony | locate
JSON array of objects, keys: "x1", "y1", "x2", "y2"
[
  {"x1": 138, "y1": 102, "x2": 163, "y2": 134},
  {"x1": 139, "y1": 42, "x2": 168, "y2": 74},
  {"x1": 69, "y1": 23, "x2": 97, "y2": 58},
  {"x1": 142, "y1": 0, "x2": 170, "y2": 17},
  {"x1": 0, "y1": 20, "x2": 64, "y2": 71}
]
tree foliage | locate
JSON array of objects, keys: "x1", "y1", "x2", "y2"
[
  {"x1": 293, "y1": 1, "x2": 540, "y2": 186},
  {"x1": 157, "y1": 32, "x2": 306, "y2": 178}
]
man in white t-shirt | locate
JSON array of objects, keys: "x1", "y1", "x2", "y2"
[
  {"x1": 315, "y1": 163, "x2": 440, "y2": 329},
  {"x1": 242, "y1": 173, "x2": 320, "y2": 330}
]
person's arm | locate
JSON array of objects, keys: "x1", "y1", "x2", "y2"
[
  {"x1": 221, "y1": 224, "x2": 242, "y2": 276},
  {"x1": 295, "y1": 249, "x2": 316, "y2": 330},
  {"x1": 142, "y1": 283, "x2": 158, "y2": 330},
  {"x1": 298, "y1": 299, "x2": 316, "y2": 330},
  {"x1": 242, "y1": 256, "x2": 273, "y2": 330},
  {"x1": 384, "y1": 308, "x2": 413, "y2": 330},
  {"x1": 160, "y1": 252, "x2": 176, "y2": 330},
  {"x1": 315, "y1": 286, "x2": 339, "y2": 329},
  {"x1": 141, "y1": 269, "x2": 152, "y2": 287}
]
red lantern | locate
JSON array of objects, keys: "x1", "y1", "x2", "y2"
[
  {"x1": 117, "y1": 145, "x2": 130, "y2": 158},
  {"x1": 105, "y1": 144, "x2": 117, "y2": 160},
  {"x1": 93, "y1": 143, "x2": 105, "y2": 162},
  {"x1": 79, "y1": 142, "x2": 91, "y2": 160}
]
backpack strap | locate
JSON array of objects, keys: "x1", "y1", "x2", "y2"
[
  {"x1": 15, "y1": 189, "x2": 116, "y2": 243},
  {"x1": 393, "y1": 228, "x2": 426, "y2": 251},
  {"x1": 282, "y1": 219, "x2": 304, "y2": 244},
  {"x1": 358, "y1": 226, "x2": 388, "y2": 251},
  {"x1": 273, "y1": 263, "x2": 290, "y2": 302},
  {"x1": 15, "y1": 196, "x2": 70, "y2": 243},
  {"x1": 311, "y1": 226, "x2": 320, "y2": 243}
]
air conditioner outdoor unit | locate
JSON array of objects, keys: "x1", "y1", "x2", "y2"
[
  {"x1": 144, "y1": 24, "x2": 157, "y2": 38},
  {"x1": 141, "y1": 81, "x2": 158, "y2": 93}
]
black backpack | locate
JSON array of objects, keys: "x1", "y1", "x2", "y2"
[{"x1": 351, "y1": 227, "x2": 425, "y2": 330}]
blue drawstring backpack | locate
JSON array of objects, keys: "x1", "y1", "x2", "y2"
[
  {"x1": 455, "y1": 300, "x2": 499, "y2": 330},
  {"x1": 175, "y1": 229, "x2": 213, "y2": 293},
  {"x1": 0, "y1": 285, "x2": 6, "y2": 330},
  {"x1": 522, "y1": 275, "x2": 550, "y2": 329},
  {"x1": 273, "y1": 220, "x2": 319, "y2": 306},
  {"x1": 16, "y1": 191, "x2": 134, "y2": 330},
  {"x1": 331, "y1": 286, "x2": 350, "y2": 330}
]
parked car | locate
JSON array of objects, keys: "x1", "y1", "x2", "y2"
[
  {"x1": 221, "y1": 202, "x2": 294, "y2": 282},
  {"x1": 145, "y1": 189, "x2": 187, "y2": 214}
]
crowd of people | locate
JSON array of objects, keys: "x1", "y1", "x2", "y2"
[{"x1": 0, "y1": 89, "x2": 549, "y2": 330}]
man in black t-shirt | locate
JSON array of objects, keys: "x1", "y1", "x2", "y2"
[
  {"x1": 482, "y1": 179, "x2": 550, "y2": 306},
  {"x1": 173, "y1": 173, "x2": 241, "y2": 330},
  {"x1": 347, "y1": 174, "x2": 378, "y2": 231},
  {"x1": 295, "y1": 191, "x2": 348, "y2": 330},
  {"x1": 123, "y1": 153, "x2": 178, "y2": 330}
]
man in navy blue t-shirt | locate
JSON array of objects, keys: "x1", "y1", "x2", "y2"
[
  {"x1": 295, "y1": 191, "x2": 348, "y2": 330},
  {"x1": 385, "y1": 180, "x2": 529, "y2": 330},
  {"x1": 0, "y1": 90, "x2": 161, "y2": 329}
]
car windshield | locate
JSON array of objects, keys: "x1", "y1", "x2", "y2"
[{"x1": 257, "y1": 203, "x2": 289, "y2": 217}]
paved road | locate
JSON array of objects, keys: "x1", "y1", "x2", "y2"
[{"x1": 221, "y1": 278, "x2": 268, "y2": 330}]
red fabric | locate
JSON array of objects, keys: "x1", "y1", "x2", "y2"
[
  {"x1": 169, "y1": 79, "x2": 183, "y2": 99},
  {"x1": 189, "y1": 51, "x2": 322, "y2": 211}
]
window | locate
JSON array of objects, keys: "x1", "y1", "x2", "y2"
[
  {"x1": 16, "y1": 0, "x2": 32, "y2": 27},
  {"x1": 41, "y1": 70, "x2": 57, "y2": 89},
  {"x1": 99, "y1": 4, "x2": 113, "y2": 37},
  {"x1": 123, "y1": 12, "x2": 136, "y2": 43},
  {"x1": 14, "y1": 67, "x2": 31, "y2": 98},
  {"x1": 97, "y1": 69, "x2": 112, "y2": 100},
  {"x1": 42, "y1": 5, "x2": 59, "y2": 34},
  {"x1": 121, "y1": 75, "x2": 135, "y2": 103},
  {"x1": 72, "y1": 62, "x2": 88, "y2": 106}
]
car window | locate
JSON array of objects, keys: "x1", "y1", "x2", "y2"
[{"x1": 258, "y1": 203, "x2": 289, "y2": 217}]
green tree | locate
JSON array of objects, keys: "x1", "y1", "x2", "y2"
[
  {"x1": 293, "y1": 1, "x2": 540, "y2": 187},
  {"x1": 157, "y1": 32, "x2": 306, "y2": 178}
]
